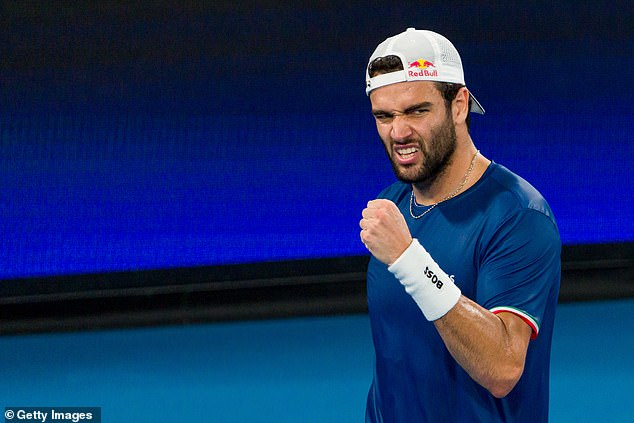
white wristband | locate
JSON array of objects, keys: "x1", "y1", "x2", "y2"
[{"x1": 388, "y1": 239, "x2": 461, "y2": 321}]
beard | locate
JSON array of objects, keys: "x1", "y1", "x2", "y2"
[{"x1": 383, "y1": 113, "x2": 457, "y2": 191}]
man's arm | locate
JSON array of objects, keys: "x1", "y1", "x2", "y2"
[
  {"x1": 434, "y1": 298, "x2": 532, "y2": 398},
  {"x1": 360, "y1": 199, "x2": 533, "y2": 397}
]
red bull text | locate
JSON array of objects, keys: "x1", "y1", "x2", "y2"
[{"x1": 408, "y1": 59, "x2": 438, "y2": 77}]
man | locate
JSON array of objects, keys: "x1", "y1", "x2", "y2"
[{"x1": 359, "y1": 28, "x2": 561, "y2": 422}]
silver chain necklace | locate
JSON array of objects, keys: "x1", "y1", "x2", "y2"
[{"x1": 409, "y1": 150, "x2": 479, "y2": 219}]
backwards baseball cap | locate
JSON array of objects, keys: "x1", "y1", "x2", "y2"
[{"x1": 365, "y1": 28, "x2": 485, "y2": 114}]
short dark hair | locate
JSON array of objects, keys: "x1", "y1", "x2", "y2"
[
  {"x1": 435, "y1": 81, "x2": 471, "y2": 130},
  {"x1": 368, "y1": 55, "x2": 471, "y2": 129},
  {"x1": 368, "y1": 55, "x2": 404, "y2": 76}
]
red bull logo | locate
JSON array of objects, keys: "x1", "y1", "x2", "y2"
[
  {"x1": 408, "y1": 58, "x2": 438, "y2": 77},
  {"x1": 408, "y1": 59, "x2": 435, "y2": 69}
]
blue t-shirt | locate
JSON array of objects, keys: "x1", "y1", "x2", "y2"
[{"x1": 366, "y1": 162, "x2": 561, "y2": 423}]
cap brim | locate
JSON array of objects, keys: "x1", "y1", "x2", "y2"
[{"x1": 469, "y1": 92, "x2": 485, "y2": 114}]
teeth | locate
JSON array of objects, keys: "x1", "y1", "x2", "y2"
[{"x1": 397, "y1": 147, "x2": 418, "y2": 157}]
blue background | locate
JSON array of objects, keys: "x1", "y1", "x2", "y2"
[{"x1": 1, "y1": 1, "x2": 633, "y2": 279}]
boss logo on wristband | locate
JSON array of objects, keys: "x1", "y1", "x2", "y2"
[
  {"x1": 389, "y1": 239, "x2": 461, "y2": 321},
  {"x1": 424, "y1": 267, "x2": 444, "y2": 289}
]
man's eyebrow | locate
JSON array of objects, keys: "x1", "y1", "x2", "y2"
[
  {"x1": 371, "y1": 108, "x2": 392, "y2": 117},
  {"x1": 403, "y1": 102, "x2": 434, "y2": 114},
  {"x1": 372, "y1": 101, "x2": 434, "y2": 117}
]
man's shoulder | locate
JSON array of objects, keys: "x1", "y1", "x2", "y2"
[{"x1": 485, "y1": 163, "x2": 555, "y2": 221}]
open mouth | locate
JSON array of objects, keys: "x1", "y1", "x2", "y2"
[{"x1": 394, "y1": 145, "x2": 420, "y2": 164}]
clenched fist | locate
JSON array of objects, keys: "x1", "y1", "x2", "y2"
[{"x1": 360, "y1": 199, "x2": 413, "y2": 265}]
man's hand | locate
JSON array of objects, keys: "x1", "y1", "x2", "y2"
[{"x1": 360, "y1": 199, "x2": 413, "y2": 265}]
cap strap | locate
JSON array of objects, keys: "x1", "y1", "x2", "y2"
[{"x1": 367, "y1": 70, "x2": 408, "y2": 94}]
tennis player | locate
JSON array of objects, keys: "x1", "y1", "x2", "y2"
[{"x1": 359, "y1": 28, "x2": 561, "y2": 422}]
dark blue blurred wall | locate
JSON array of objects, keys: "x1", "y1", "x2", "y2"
[{"x1": 1, "y1": 1, "x2": 633, "y2": 279}]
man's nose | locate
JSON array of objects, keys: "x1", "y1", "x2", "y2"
[{"x1": 390, "y1": 115, "x2": 413, "y2": 142}]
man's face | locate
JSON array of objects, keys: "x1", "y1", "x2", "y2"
[{"x1": 369, "y1": 81, "x2": 457, "y2": 187}]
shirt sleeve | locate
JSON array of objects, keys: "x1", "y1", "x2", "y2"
[{"x1": 476, "y1": 208, "x2": 561, "y2": 339}]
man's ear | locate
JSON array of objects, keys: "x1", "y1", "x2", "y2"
[{"x1": 452, "y1": 87, "x2": 470, "y2": 124}]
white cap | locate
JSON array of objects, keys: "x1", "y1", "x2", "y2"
[{"x1": 365, "y1": 28, "x2": 485, "y2": 114}]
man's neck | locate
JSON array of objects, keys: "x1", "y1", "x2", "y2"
[{"x1": 412, "y1": 146, "x2": 488, "y2": 206}]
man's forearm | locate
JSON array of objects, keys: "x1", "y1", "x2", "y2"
[{"x1": 434, "y1": 296, "x2": 532, "y2": 398}]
